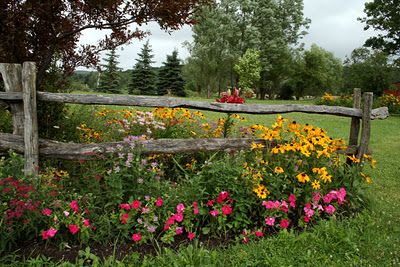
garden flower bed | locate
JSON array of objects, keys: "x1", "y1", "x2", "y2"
[{"x1": 0, "y1": 107, "x2": 376, "y2": 262}]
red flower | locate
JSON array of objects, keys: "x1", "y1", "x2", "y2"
[
  {"x1": 41, "y1": 228, "x2": 58, "y2": 240},
  {"x1": 121, "y1": 213, "x2": 129, "y2": 224},
  {"x1": 70, "y1": 200, "x2": 79, "y2": 212},
  {"x1": 42, "y1": 208, "x2": 52, "y2": 216},
  {"x1": 155, "y1": 197, "x2": 163, "y2": 207},
  {"x1": 221, "y1": 205, "x2": 232, "y2": 215},
  {"x1": 193, "y1": 202, "x2": 199, "y2": 215},
  {"x1": 255, "y1": 231, "x2": 264, "y2": 237},
  {"x1": 303, "y1": 216, "x2": 310, "y2": 223},
  {"x1": 132, "y1": 233, "x2": 141, "y2": 242},
  {"x1": 279, "y1": 219, "x2": 289, "y2": 229},
  {"x1": 119, "y1": 203, "x2": 131, "y2": 210},
  {"x1": 132, "y1": 200, "x2": 141, "y2": 210},
  {"x1": 217, "y1": 191, "x2": 230, "y2": 203},
  {"x1": 69, "y1": 224, "x2": 79, "y2": 235},
  {"x1": 187, "y1": 231, "x2": 195, "y2": 240},
  {"x1": 83, "y1": 219, "x2": 91, "y2": 227},
  {"x1": 174, "y1": 213, "x2": 184, "y2": 222},
  {"x1": 207, "y1": 200, "x2": 214, "y2": 206}
]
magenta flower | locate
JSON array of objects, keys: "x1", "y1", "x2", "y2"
[
  {"x1": 132, "y1": 232, "x2": 141, "y2": 242},
  {"x1": 288, "y1": 194, "x2": 296, "y2": 208},
  {"x1": 210, "y1": 210, "x2": 219, "y2": 217},
  {"x1": 132, "y1": 200, "x2": 141, "y2": 210},
  {"x1": 303, "y1": 216, "x2": 310, "y2": 223},
  {"x1": 324, "y1": 204, "x2": 336, "y2": 215},
  {"x1": 221, "y1": 205, "x2": 232, "y2": 215},
  {"x1": 70, "y1": 200, "x2": 79, "y2": 212},
  {"x1": 83, "y1": 219, "x2": 90, "y2": 227},
  {"x1": 280, "y1": 201, "x2": 289, "y2": 213},
  {"x1": 69, "y1": 224, "x2": 79, "y2": 235},
  {"x1": 42, "y1": 208, "x2": 52, "y2": 216},
  {"x1": 217, "y1": 191, "x2": 230, "y2": 203},
  {"x1": 174, "y1": 213, "x2": 184, "y2": 222},
  {"x1": 304, "y1": 203, "x2": 315, "y2": 217},
  {"x1": 193, "y1": 202, "x2": 199, "y2": 215},
  {"x1": 41, "y1": 228, "x2": 58, "y2": 240},
  {"x1": 280, "y1": 219, "x2": 289, "y2": 229},
  {"x1": 264, "y1": 201, "x2": 280, "y2": 209},
  {"x1": 323, "y1": 193, "x2": 333, "y2": 204},
  {"x1": 176, "y1": 203, "x2": 185, "y2": 214},
  {"x1": 187, "y1": 231, "x2": 196, "y2": 240},
  {"x1": 119, "y1": 203, "x2": 131, "y2": 210},
  {"x1": 175, "y1": 227, "x2": 184, "y2": 235},
  {"x1": 337, "y1": 188, "x2": 346, "y2": 204},
  {"x1": 155, "y1": 197, "x2": 163, "y2": 207},
  {"x1": 121, "y1": 213, "x2": 129, "y2": 224},
  {"x1": 265, "y1": 217, "x2": 275, "y2": 226},
  {"x1": 255, "y1": 231, "x2": 264, "y2": 237},
  {"x1": 207, "y1": 200, "x2": 214, "y2": 206},
  {"x1": 313, "y1": 192, "x2": 321, "y2": 204}
]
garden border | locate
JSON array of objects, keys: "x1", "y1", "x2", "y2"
[{"x1": 0, "y1": 62, "x2": 390, "y2": 175}]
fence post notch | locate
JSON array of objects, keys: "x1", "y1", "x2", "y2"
[{"x1": 22, "y1": 62, "x2": 39, "y2": 176}]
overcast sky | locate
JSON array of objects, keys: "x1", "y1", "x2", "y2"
[{"x1": 78, "y1": 0, "x2": 376, "y2": 70}]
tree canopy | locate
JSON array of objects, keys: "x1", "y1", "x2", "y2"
[
  {"x1": 360, "y1": 0, "x2": 400, "y2": 59},
  {"x1": 0, "y1": 0, "x2": 209, "y2": 87}
]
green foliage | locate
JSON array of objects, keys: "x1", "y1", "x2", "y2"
[
  {"x1": 343, "y1": 47, "x2": 392, "y2": 95},
  {"x1": 157, "y1": 50, "x2": 186, "y2": 96},
  {"x1": 129, "y1": 41, "x2": 157, "y2": 95},
  {"x1": 97, "y1": 48, "x2": 121, "y2": 94},
  {"x1": 234, "y1": 49, "x2": 261, "y2": 93},
  {"x1": 360, "y1": 0, "x2": 400, "y2": 59}
]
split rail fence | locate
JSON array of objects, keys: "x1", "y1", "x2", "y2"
[{"x1": 0, "y1": 62, "x2": 390, "y2": 175}]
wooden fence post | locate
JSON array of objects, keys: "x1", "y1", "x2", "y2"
[
  {"x1": 348, "y1": 88, "x2": 361, "y2": 148},
  {"x1": 357, "y1": 92, "x2": 373, "y2": 159},
  {"x1": 0, "y1": 64, "x2": 24, "y2": 135},
  {"x1": 22, "y1": 62, "x2": 39, "y2": 176}
]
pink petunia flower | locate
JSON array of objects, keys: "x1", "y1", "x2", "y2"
[
  {"x1": 304, "y1": 203, "x2": 315, "y2": 217},
  {"x1": 288, "y1": 194, "x2": 296, "y2": 208},
  {"x1": 63, "y1": 211, "x2": 70, "y2": 217},
  {"x1": 176, "y1": 203, "x2": 185, "y2": 214},
  {"x1": 42, "y1": 208, "x2": 52, "y2": 216},
  {"x1": 121, "y1": 213, "x2": 129, "y2": 224},
  {"x1": 174, "y1": 213, "x2": 184, "y2": 222},
  {"x1": 324, "y1": 204, "x2": 336, "y2": 215},
  {"x1": 83, "y1": 219, "x2": 90, "y2": 227},
  {"x1": 132, "y1": 233, "x2": 141, "y2": 242},
  {"x1": 313, "y1": 192, "x2": 321, "y2": 205},
  {"x1": 280, "y1": 219, "x2": 289, "y2": 229},
  {"x1": 304, "y1": 216, "x2": 310, "y2": 223},
  {"x1": 187, "y1": 231, "x2": 196, "y2": 240},
  {"x1": 207, "y1": 200, "x2": 214, "y2": 206},
  {"x1": 119, "y1": 203, "x2": 131, "y2": 210},
  {"x1": 323, "y1": 193, "x2": 333, "y2": 204},
  {"x1": 41, "y1": 228, "x2": 58, "y2": 240},
  {"x1": 175, "y1": 226, "x2": 184, "y2": 235},
  {"x1": 255, "y1": 231, "x2": 264, "y2": 237},
  {"x1": 221, "y1": 205, "x2": 232, "y2": 215},
  {"x1": 337, "y1": 188, "x2": 346, "y2": 205},
  {"x1": 155, "y1": 197, "x2": 163, "y2": 207},
  {"x1": 217, "y1": 191, "x2": 230, "y2": 203},
  {"x1": 69, "y1": 224, "x2": 79, "y2": 235},
  {"x1": 132, "y1": 200, "x2": 141, "y2": 210},
  {"x1": 280, "y1": 201, "x2": 289, "y2": 213},
  {"x1": 265, "y1": 217, "x2": 275, "y2": 226},
  {"x1": 210, "y1": 210, "x2": 219, "y2": 217},
  {"x1": 193, "y1": 202, "x2": 199, "y2": 215},
  {"x1": 70, "y1": 200, "x2": 79, "y2": 212}
]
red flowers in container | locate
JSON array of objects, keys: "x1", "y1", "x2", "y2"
[{"x1": 216, "y1": 88, "x2": 245, "y2": 104}]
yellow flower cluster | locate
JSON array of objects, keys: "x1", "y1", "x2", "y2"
[
  {"x1": 153, "y1": 107, "x2": 205, "y2": 121},
  {"x1": 321, "y1": 92, "x2": 334, "y2": 102},
  {"x1": 253, "y1": 184, "x2": 270, "y2": 199},
  {"x1": 77, "y1": 123, "x2": 102, "y2": 143},
  {"x1": 312, "y1": 167, "x2": 332, "y2": 183}
]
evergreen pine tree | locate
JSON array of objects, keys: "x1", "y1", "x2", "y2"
[
  {"x1": 157, "y1": 50, "x2": 186, "y2": 96},
  {"x1": 129, "y1": 41, "x2": 157, "y2": 95},
  {"x1": 97, "y1": 48, "x2": 121, "y2": 93}
]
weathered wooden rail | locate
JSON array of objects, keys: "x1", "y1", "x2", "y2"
[{"x1": 0, "y1": 62, "x2": 390, "y2": 175}]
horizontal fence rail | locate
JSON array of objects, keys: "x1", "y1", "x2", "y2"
[
  {"x1": 0, "y1": 132, "x2": 358, "y2": 160},
  {"x1": 0, "y1": 91, "x2": 390, "y2": 120}
]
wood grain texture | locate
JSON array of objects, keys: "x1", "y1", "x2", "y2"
[
  {"x1": 36, "y1": 91, "x2": 390, "y2": 119},
  {"x1": 0, "y1": 64, "x2": 24, "y2": 135},
  {"x1": 357, "y1": 93, "x2": 373, "y2": 159},
  {"x1": 0, "y1": 132, "x2": 357, "y2": 160},
  {"x1": 22, "y1": 62, "x2": 39, "y2": 176},
  {"x1": 348, "y1": 88, "x2": 362, "y2": 148}
]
